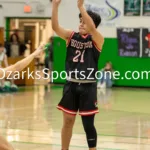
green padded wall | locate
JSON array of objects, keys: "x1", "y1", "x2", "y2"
[
  {"x1": 53, "y1": 37, "x2": 150, "y2": 87},
  {"x1": 5, "y1": 18, "x2": 10, "y2": 41},
  {"x1": 53, "y1": 37, "x2": 67, "y2": 84}
]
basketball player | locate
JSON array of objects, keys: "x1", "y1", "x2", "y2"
[
  {"x1": 0, "y1": 44, "x2": 7, "y2": 89},
  {"x1": 0, "y1": 45, "x2": 44, "y2": 150},
  {"x1": 0, "y1": 44, "x2": 18, "y2": 91},
  {"x1": 52, "y1": 0, "x2": 104, "y2": 150},
  {"x1": 0, "y1": 45, "x2": 43, "y2": 78}
]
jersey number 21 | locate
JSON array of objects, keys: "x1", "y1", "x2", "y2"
[{"x1": 73, "y1": 50, "x2": 85, "y2": 63}]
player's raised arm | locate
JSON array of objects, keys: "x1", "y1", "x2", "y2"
[
  {"x1": 52, "y1": 0, "x2": 73, "y2": 42},
  {"x1": 0, "y1": 46, "x2": 44, "y2": 78},
  {"x1": 78, "y1": 0, "x2": 104, "y2": 50}
]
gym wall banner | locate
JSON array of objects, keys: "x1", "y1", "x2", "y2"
[
  {"x1": 142, "y1": 28, "x2": 150, "y2": 57},
  {"x1": 143, "y1": 0, "x2": 150, "y2": 16},
  {"x1": 117, "y1": 28, "x2": 150, "y2": 58},
  {"x1": 124, "y1": 0, "x2": 141, "y2": 16},
  {"x1": 117, "y1": 28, "x2": 140, "y2": 57},
  {"x1": 85, "y1": 0, "x2": 123, "y2": 26}
]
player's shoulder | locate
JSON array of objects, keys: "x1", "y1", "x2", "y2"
[{"x1": 66, "y1": 31, "x2": 81, "y2": 47}]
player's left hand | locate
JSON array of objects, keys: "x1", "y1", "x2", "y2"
[{"x1": 78, "y1": 0, "x2": 84, "y2": 8}]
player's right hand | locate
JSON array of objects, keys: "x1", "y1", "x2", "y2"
[
  {"x1": 33, "y1": 45, "x2": 44, "y2": 58},
  {"x1": 78, "y1": 0, "x2": 84, "y2": 8},
  {"x1": 52, "y1": 0, "x2": 61, "y2": 6}
]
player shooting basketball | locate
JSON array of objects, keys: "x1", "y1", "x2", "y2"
[{"x1": 52, "y1": 0, "x2": 104, "y2": 149}]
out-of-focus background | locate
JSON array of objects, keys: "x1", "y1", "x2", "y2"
[{"x1": 0, "y1": 0, "x2": 150, "y2": 149}]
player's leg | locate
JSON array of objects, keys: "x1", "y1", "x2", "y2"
[
  {"x1": 0, "y1": 79, "x2": 5, "y2": 89},
  {"x1": 57, "y1": 81, "x2": 78, "y2": 150},
  {"x1": 81, "y1": 115, "x2": 97, "y2": 150},
  {"x1": 9, "y1": 73, "x2": 16, "y2": 87},
  {"x1": 79, "y1": 83, "x2": 99, "y2": 150},
  {"x1": 49, "y1": 61, "x2": 53, "y2": 83},
  {"x1": 44, "y1": 57, "x2": 49, "y2": 78},
  {"x1": 61, "y1": 112, "x2": 76, "y2": 150}
]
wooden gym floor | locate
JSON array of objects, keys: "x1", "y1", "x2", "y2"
[{"x1": 0, "y1": 85, "x2": 150, "y2": 150}]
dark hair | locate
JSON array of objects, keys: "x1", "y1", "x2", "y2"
[
  {"x1": 0, "y1": 43, "x2": 3, "y2": 48},
  {"x1": 10, "y1": 33, "x2": 20, "y2": 43},
  {"x1": 106, "y1": 61, "x2": 112, "y2": 64},
  {"x1": 49, "y1": 36, "x2": 53, "y2": 41},
  {"x1": 79, "y1": 10, "x2": 101, "y2": 28},
  {"x1": 105, "y1": 61, "x2": 113, "y2": 71}
]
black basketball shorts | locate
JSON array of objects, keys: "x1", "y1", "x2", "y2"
[{"x1": 57, "y1": 81, "x2": 99, "y2": 116}]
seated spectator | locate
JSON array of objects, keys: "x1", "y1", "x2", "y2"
[{"x1": 97, "y1": 61, "x2": 114, "y2": 88}]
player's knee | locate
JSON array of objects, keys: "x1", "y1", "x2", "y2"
[
  {"x1": 83, "y1": 123, "x2": 94, "y2": 134},
  {"x1": 63, "y1": 117, "x2": 74, "y2": 129}
]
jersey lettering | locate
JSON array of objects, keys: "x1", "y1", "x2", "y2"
[{"x1": 71, "y1": 39, "x2": 93, "y2": 50}]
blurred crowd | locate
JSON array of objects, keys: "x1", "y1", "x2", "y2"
[{"x1": 0, "y1": 30, "x2": 54, "y2": 92}]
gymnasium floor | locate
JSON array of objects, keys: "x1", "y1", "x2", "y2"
[{"x1": 0, "y1": 84, "x2": 150, "y2": 150}]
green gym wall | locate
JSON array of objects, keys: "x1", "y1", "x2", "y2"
[{"x1": 53, "y1": 37, "x2": 150, "y2": 87}]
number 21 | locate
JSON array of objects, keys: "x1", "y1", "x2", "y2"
[{"x1": 73, "y1": 50, "x2": 85, "y2": 63}]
